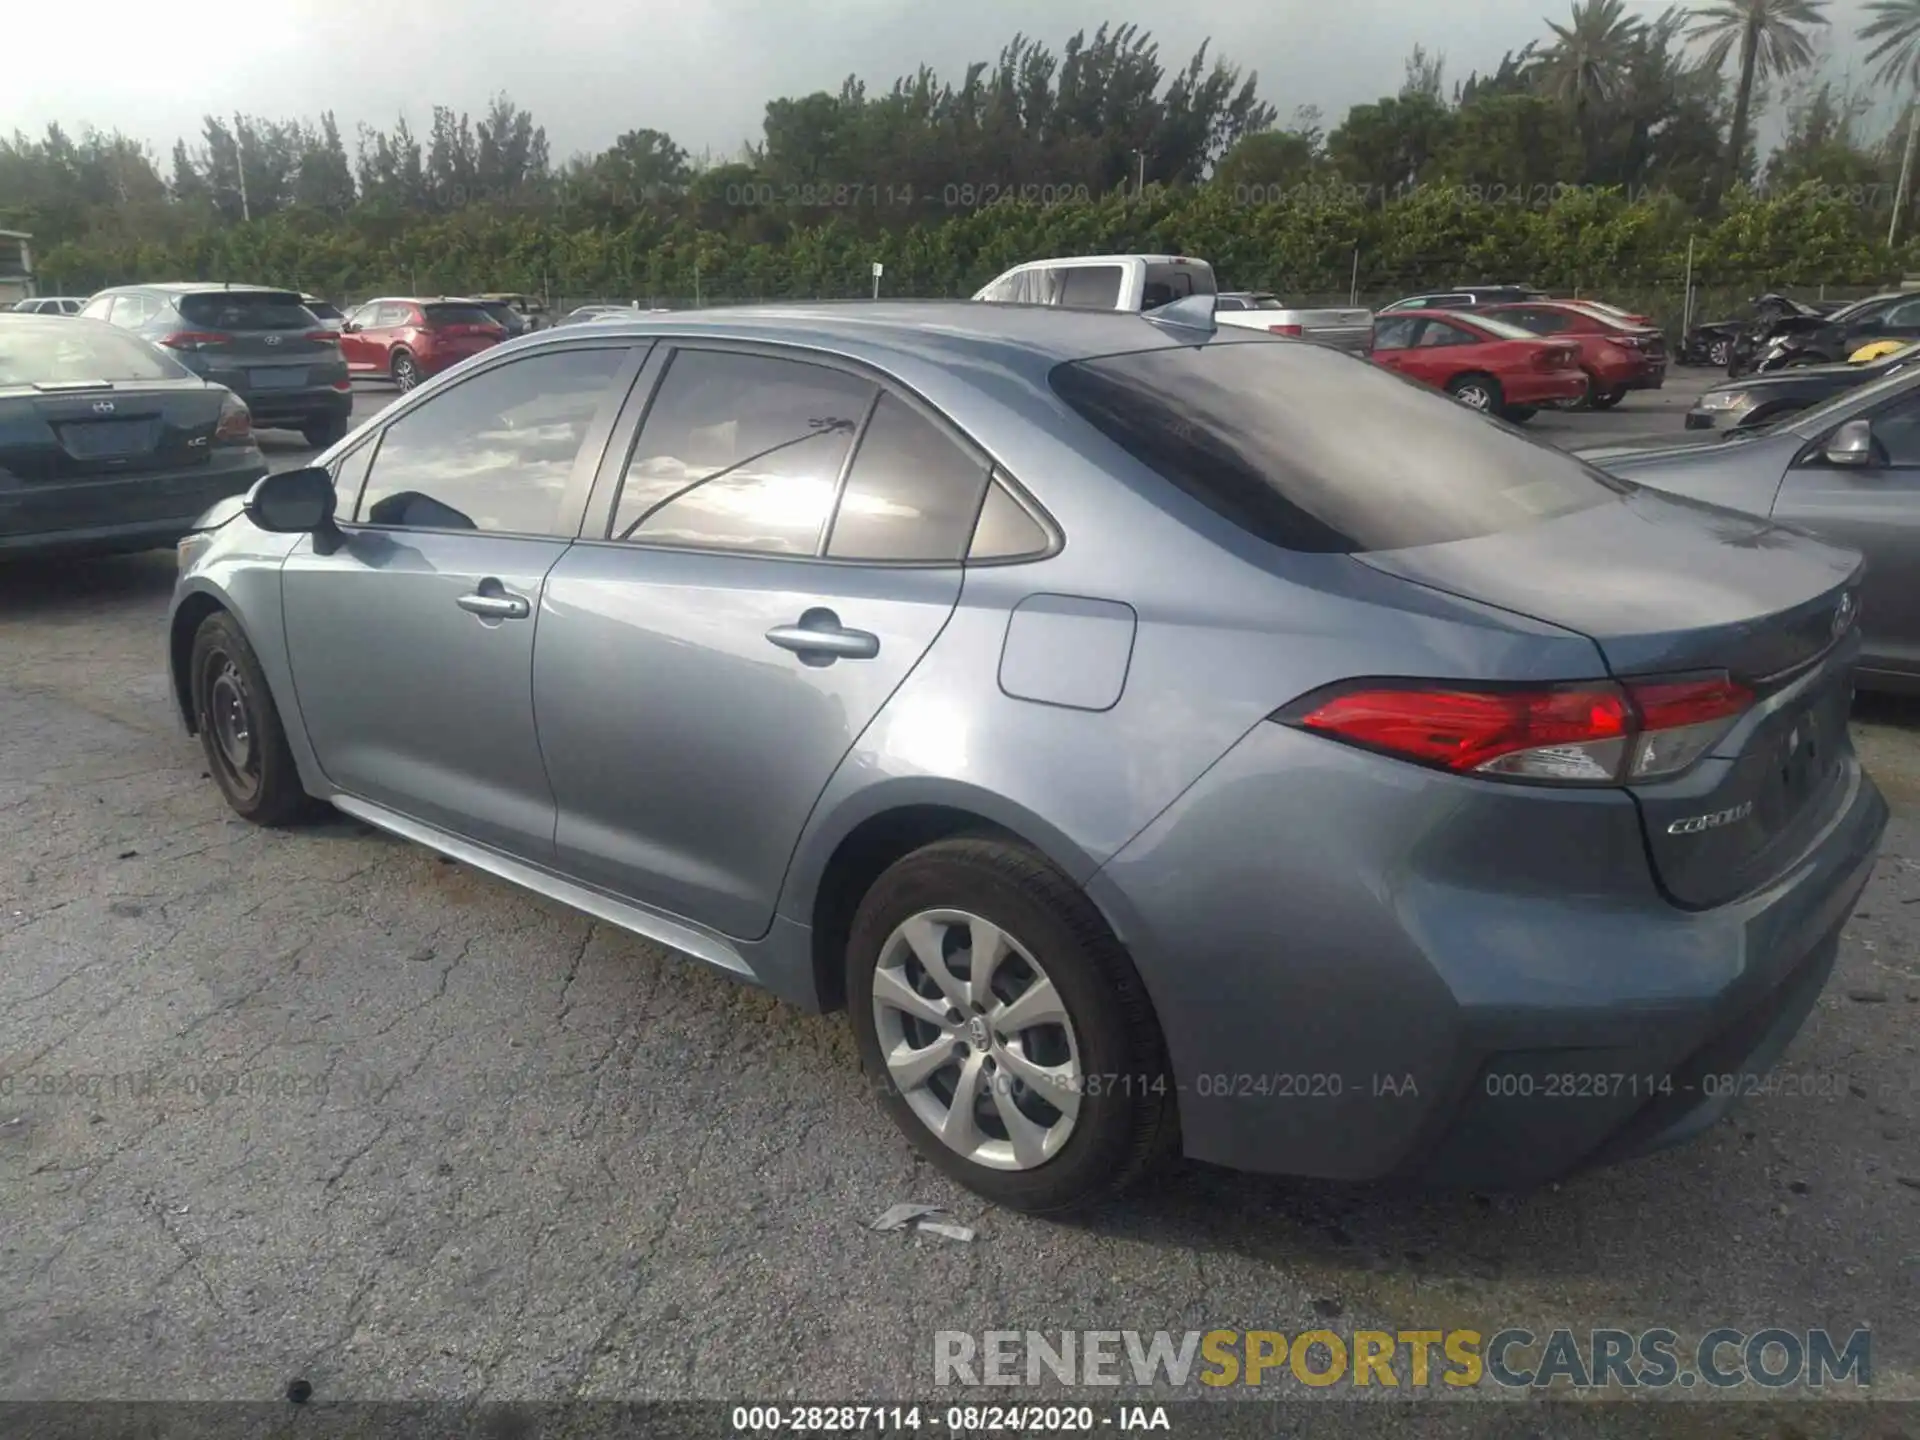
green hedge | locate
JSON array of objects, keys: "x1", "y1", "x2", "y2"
[{"x1": 37, "y1": 182, "x2": 1917, "y2": 314}]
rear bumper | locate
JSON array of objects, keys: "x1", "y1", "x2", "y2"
[
  {"x1": 239, "y1": 386, "x2": 352, "y2": 429},
  {"x1": 0, "y1": 456, "x2": 268, "y2": 558},
  {"x1": 1089, "y1": 722, "x2": 1887, "y2": 1188}
]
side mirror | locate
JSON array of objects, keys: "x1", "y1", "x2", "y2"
[
  {"x1": 246, "y1": 466, "x2": 344, "y2": 550},
  {"x1": 341, "y1": 321, "x2": 361, "y2": 334},
  {"x1": 1824, "y1": 418, "x2": 1876, "y2": 468}
]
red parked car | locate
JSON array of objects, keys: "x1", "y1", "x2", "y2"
[
  {"x1": 338, "y1": 297, "x2": 507, "y2": 391},
  {"x1": 1368, "y1": 309, "x2": 1588, "y2": 422},
  {"x1": 1482, "y1": 300, "x2": 1667, "y2": 409}
]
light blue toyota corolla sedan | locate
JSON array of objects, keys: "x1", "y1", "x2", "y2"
[{"x1": 167, "y1": 301, "x2": 1886, "y2": 1212}]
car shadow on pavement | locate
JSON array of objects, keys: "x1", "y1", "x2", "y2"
[{"x1": 0, "y1": 550, "x2": 178, "y2": 618}]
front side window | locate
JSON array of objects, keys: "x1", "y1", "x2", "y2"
[
  {"x1": 1051, "y1": 340, "x2": 1621, "y2": 554},
  {"x1": 107, "y1": 293, "x2": 154, "y2": 328},
  {"x1": 79, "y1": 295, "x2": 114, "y2": 320},
  {"x1": 375, "y1": 303, "x2": 415, "y2": 328},
  {"x1": 356, "y1": 346, "x2": 629, "y2": 533},
  {"x1": 610, "y1": 348, "x2": 875, "y2": 555},
  {"x1": 825, "y1": 393, "x2": 991, "y2": 562},
  {"x1": 1372, "y1": 317, "x2": 1420, "y2": 350}
]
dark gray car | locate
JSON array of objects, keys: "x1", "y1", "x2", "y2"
[
  {"x1": 1584, "y1": 363, "x2": 1920, "y2": 691},
  {"x1": 167, "y1": 302, "x2": 1885, "y2": 1211},
  {"x1": 79, "y1": 283, "x2": 352, "y2": 447}
]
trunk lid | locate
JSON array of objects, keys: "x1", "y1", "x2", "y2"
[
  {"x1": 0, "y1": 380, "x2": 226, "y2": 482},
  {"x1": 1358, "y1": 485, "x2": 1864, "y2": 908}
]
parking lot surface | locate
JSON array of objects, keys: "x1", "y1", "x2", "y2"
[{"x1": 3, "y1": 370, "x2": 1917, "y2": 1416}]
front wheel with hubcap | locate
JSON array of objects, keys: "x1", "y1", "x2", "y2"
[
  {"x1": 1708, "y1": 338, "x2": 1734, "y2": 367},
  {"x1": 848, "y1": 837, "x2": 1175, "y2": 1212},
  {"x1": 190, "y1": 612, "x2": 317, "y2": 826},
  {"x1": 1446, "y1": 374, "x2": 1501, "y2": 413},
  {"x1": 391, "y1": 351, "x2": 420, "y2": 392}
]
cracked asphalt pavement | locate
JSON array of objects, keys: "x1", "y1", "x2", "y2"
[{"x1": 1, "y1": 386, "x2": 1917, "y2": 1418}]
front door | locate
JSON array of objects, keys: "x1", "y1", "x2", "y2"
[
  {"x1": 280, "y1": 343, "x2": 642, "y2": 859},
  {"x1": 1773, "y1": 389, "x2": 1920, "y2": 679},
  {"x1": 535, "y1": 345, "x2": 989, "y2": 939}
]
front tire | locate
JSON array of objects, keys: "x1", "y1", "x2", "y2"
[
  {"x1": 1446, "y1": 373, "x2": 1502, "y2": 413},
  {"x1": 189, "y1": 612, "x2": 316, "y2": 827},
  {"x1": 1589, "y1": 383, "x2": 1626, "y2": 410},
  {"x1": 1708, "y1": 338, "x2": 1734, "y2": 367},
  {"x1": 847, "y1": 837, "x2": 1175, "y2": 1213}
]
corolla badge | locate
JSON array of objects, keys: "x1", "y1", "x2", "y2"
[
  {"x1": 1832, "y1": 591, "x2": 1858, "y2": 640},
  {"x1": 1668, "y1": 801, "x2": 1754, "y2": 835}
]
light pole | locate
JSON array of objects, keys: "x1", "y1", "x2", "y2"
[
  {"x1": 1133, "y1": 149, "x2": 1146, "y2": 198},
  {"x1": 233, "y1": 113, "x2": 251, "y2": 223}
]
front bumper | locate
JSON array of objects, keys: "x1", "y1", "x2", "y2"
[{"x1": 1090, "y1": 721, "x2": 1887, "y2": 1188}]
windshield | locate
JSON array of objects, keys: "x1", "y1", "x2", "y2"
[
  {"x1": 1051, "y1": 338, "x2": 1621, "y2": 554},
  {"x1": 0, "y1": 322, "x2": 186, "y2": 385},
  {"x1": 1753, "y1": 358, "x2": 1920, "y2": 437}
]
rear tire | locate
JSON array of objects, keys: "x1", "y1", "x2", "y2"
[
  {"x1": 847, "y1": 837, "x2": 1176, "y2": 1214},
  {"x1": 189, "y1": 612, "x2": 318, "y2": 827},
  {"x1": 1708, "y1": 338, "x2": 1734, "y2": 368},
  {"x1": 391, "y1": 351, "x2": 420, "y2": 392},
  {"x1": 1503, "y1": 405, "x2": 1538, "y2": 423},
  {"x1": 1446, "y1": 373, "x2": 1503, "y2": 414},
  {"x1": 301, "y1": 415, "x2": 348, "y2": 449},
  {"x1": 1589, "y1": 383, "x2": 1626, "y2": 410}
]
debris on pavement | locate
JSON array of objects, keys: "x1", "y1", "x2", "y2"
[{"x1": 870, "y1": 1202, "x2": 975, "y2": 1242}]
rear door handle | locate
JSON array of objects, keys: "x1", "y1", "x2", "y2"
[
  {"x1": 766, "y1": 608, "x2": 880, "y2": 662},
  {"x1": 456, "y1": 583, "x2": 531, "y2": 621}
]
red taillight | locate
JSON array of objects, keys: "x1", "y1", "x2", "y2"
[
  {"x1": 161, "y1": 331, "x2": 232, "y2": 351},
  {"x1": 1284, "y1": 675, "x2": 1753, "y2": 785},
  {"x1": 213, "y1": 395, "x2": 252, "y2": 444},
  {"x1": 330, "y1": 378, "x2": 352, "y2": 391},
  {"x1": 1269, "y1": 323, "x2": 1303, "y2": 337}
]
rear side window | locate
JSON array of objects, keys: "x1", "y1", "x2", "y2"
[
  {"x1": 423, "y1": 303, "x2": 499, "y2": 327},
  {"x1": 825, "y1": 393, "x2": 991, "y2": 562},
  {"x1": 178, "y1": 291, "x2": 314, "y2": 331},
  {"x1": 610, "y1": 349, "x2": 875, "y2": 554},
  {"x1": 1050, "y1": 340, "x2": 1621, "y2": 554},
  {"x1": 1059, "y1": 266, "x2": 1124, "y2": 310},
  {"x1": 0, "y1": 323, "x2": 185, "y2": 385}
]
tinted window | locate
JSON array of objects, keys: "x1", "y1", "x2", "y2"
[
  {"x1": 1144, "y1": 262, "x2": 1216, "y2": 302},
  {"x1": 611, "y1": 349, "x2": 874, "y2": 554},
  {"x1": 1050, "y1": 340, "x2": 1621, "y2": 554},
  {"x1": 970, "y1": 480, "x2": 1051, "y2": 560},
  {"x1": 1248, "y1": 297, "x2": 1289, "y2": 310},
  {"x1": 423, "y1": 303, "x2": 500, "y2": 327},
  {"x1": 826, "y1": 393, "x2": 991, "y2": 562},
  {"x1": 1060, "y1": 265, "x2": 1124, "y2": 310},
  {"x1": 178, "y1": 291, "x2": 315, "y2": 331},
  {"x1": 0, "y1": 323, "x2": 185, "y2": 385},
  {"x1": 357, "y1": 347, "x2": 628, "y2": 533},
  {"x1": 1883, "y1": 298, "x2": 1920, "y2": 329}
]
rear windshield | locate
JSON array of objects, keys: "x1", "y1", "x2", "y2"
[
  {"x1": 1142, "y1": 262, "x2": 1217, "y2": 307},
  {"x1": 1464, "y1": 313, "x2": 1546, "y2": 341},
  {"x1": 178, "y1": 291, "x2": 316, "y2": 331},
  {"x1": 1246, "y1": 296, "x2": 1288, "y2": 310},
  {"x1": 0, "y1": 323, "x2": 184, "y2": 386},
  {"x1": 424, "y1": 304, "x2": 500, "y2": 327},
  {"x1": 1050, "y1": 339, "x2": 1622, "y2": 554}
]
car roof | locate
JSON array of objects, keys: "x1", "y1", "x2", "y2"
[
  {"x1": 98, "y1": 281, "x2": 303, "y2": 295},
  {"x1": 504, "y1": 299, "x2": 1250, "y2": 370},
  {"x1": 1000, "y1": 254, "x2": 1208, "y2": 268}
]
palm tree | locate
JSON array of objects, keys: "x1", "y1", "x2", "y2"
[
  {"x1": 1861, "y1": 0, "x2": 1920, "y2": 242},
  {"x1": 1538, "y1": 0, "x2": 1646, "y2": 110},
  {"x1": 1688, "y1": 0, "x2": 1829, "y2": 195}
]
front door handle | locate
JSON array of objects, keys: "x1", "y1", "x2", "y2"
[
  {"x1": 766, "y1": 608, "x2": 880, "y2": 662},
  {"x1": 456, "y1": 582, "x2": 531, "y2": 621}
]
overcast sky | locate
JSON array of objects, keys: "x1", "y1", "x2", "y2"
[{"x1": 0, "y1": 0, "x2": 1899, "y2": 165}]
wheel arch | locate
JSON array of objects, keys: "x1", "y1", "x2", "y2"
[
  {"x1": 169, "y1": 583, "x2": 240, "y2": 734},
  {"x1": 789, "y1": 780, "x2": 1109, "y2": 1014}
]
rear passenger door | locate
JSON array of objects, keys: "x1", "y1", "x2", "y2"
[{"x1": 534, "y1": 343, "x2": 998, "y2": 939}]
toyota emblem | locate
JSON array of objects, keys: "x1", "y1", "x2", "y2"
[{"x1": 91, "y1": 400, "x2": 115, "y2": 414}]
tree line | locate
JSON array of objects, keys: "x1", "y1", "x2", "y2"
[{"x1": 13, "y1": 4, "x2": 1920, "y2": 293}]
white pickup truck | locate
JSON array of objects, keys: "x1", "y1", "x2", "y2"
[{"x1": 970, "y1": 254, "x2": 1373, "y2": 353}]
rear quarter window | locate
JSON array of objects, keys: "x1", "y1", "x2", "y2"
[{"x1": 1050, "y1": 339, "x2": 1623, "y2": 554}]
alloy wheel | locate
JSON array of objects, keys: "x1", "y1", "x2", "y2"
[
  {"x1": 1709, "y1": 339, "x2": 1733, "y2": 367},
  {"x1": 1455, "y1": 382, "x2": 1492, "y2": 410},
  {"x1": 870, "y1": 908, "x2": 1083, "y2": 1171},
  {"x1": 393, "y1": 355, "x2": 418, "y2": 391}
]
